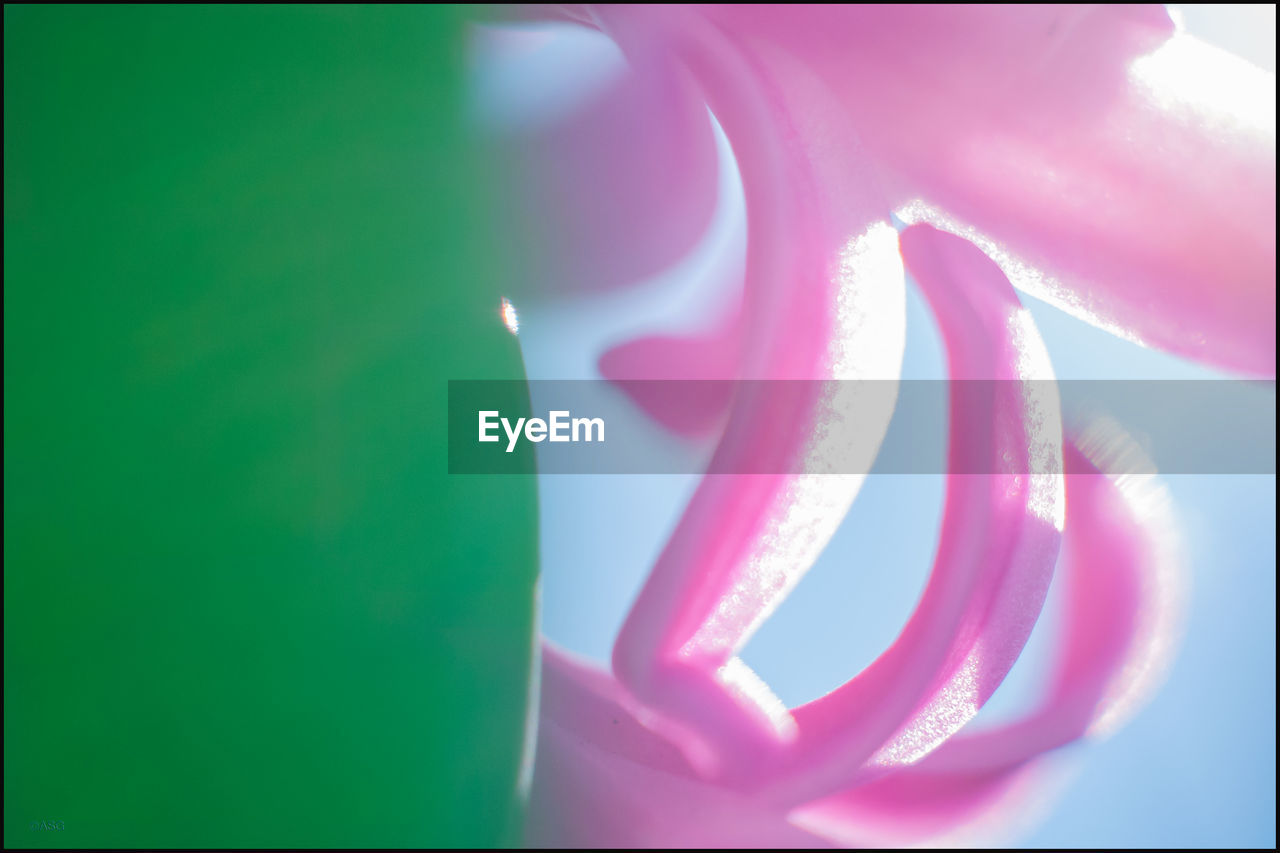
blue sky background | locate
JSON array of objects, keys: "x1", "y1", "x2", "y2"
[{"x1": 480, "y1": 6, "x2": 1276, "y2": 846}]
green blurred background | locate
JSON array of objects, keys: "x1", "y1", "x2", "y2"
[{"x1": 5, "y1": 6, "x2": 538, "y2": 847}]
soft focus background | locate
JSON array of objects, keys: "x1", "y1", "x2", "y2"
[{"x1": 478, "y1": 5, "x2": 1277, "y2": 847}]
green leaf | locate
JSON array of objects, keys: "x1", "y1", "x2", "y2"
[{"x1": 4, "y1": 7, "x2": 538, "y2": 847}]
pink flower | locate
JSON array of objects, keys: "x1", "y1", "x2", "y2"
[{"x1": 495, "y1": 5, "x2": 1275, "y2": 846}]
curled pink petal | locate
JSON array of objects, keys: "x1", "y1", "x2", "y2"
[
  {"x1": 791, "y1": 434, "x2": 1184, "y2": 846},
  {"x1": 756, "y1": 225, "x2": 1064, "y2": 806},
  {"x1": 598, "y1": 6, "x2": 906, "y2": 781}
]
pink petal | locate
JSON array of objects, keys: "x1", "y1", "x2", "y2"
[
  {"x1": 755, "y1": 225, "x2": 1064, "y2": 806},
  {"x1": 595, "y1": 5, "x2": 906, "y2": 781},
  {"x1": 528, "y1": 428, "x2": 1180, "y2": 847},
  {"x1": 791, "y1": 435, "x2": 1184, "y2": 846},
  {"x1": 597, "y1": 311, "x2": 741, "y2": 438},
  {"x1": 525, "y1": 645, "x2": 838, "y2": 848},
  {"x1": 699, "y1": 5, "x2": 1275, "y2": 375},
  {"x1": 509, "y1": 7, "x2": 1215, "y2": 843}
]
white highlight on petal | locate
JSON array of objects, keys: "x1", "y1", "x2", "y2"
[
  {"x1": 869, "y1": 656, "x2": 983, "y2": 768},
  {"x1": 1129, "y1": 32, "x2": 1277, "y2": 138},
  {"x1": 1008, "y1": 308, "x2": 1066, "y2": 531},
  {"x1": 893, "y1": 199, "x2": 1146, "y2": 348},
  {"x1": 1073, "y1": 417, "x2": 1187, "y2": 739},
  {"x1": 683, "y1": 224, "x2": 906, "y2": 669},
  {"x1": 717, "y1": 656, "x2": 799, "y2": 741}
]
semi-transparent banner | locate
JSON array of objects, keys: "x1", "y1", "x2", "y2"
[{"x1": 447, "y1": 380, "x2": 1275, "y2": 475}]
